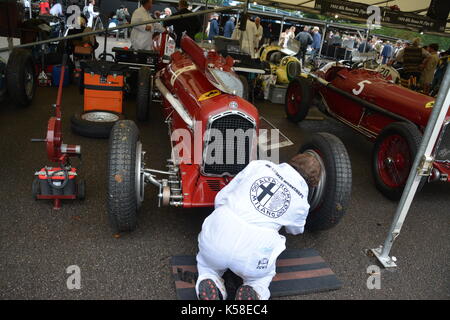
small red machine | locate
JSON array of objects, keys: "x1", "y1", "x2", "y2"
[{"x1": 32, "y1": 53, "x2": 85, "y2": 209}]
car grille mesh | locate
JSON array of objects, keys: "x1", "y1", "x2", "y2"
[
  {"x1": 435, "y1": 122, "x2": 450, "y2": 162},
  {"x1": 203, "y1": 114, "x2": 255, "y2": 176}
]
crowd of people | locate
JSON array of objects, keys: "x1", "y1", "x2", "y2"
[
  {"x1": 22, "y1": 1, "x2": 449, "y2": 96},
  {"x1": 355, "y1": 34, "x2": 446, "y2": 96},
  {"x1": 311, "y1": 29, "x2": 448, "y2": 96},
  {"x1": 278, "y1": 25, "x2": 322, "y2": 64}
]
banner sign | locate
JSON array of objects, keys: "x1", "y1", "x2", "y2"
[{"x1": 314, "y1": 0, "x2": 446, "y2": 33}]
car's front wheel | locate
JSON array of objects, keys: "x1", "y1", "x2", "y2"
[
  {"x1": 299, "y1": 132, "x2": 352, "y2": 231},
  {"x1": 107, "y1": 120, "x2": 145, "y2": 233},
  {"x1": 6, "y1": 49, "x2": 36, "y2": 107}
]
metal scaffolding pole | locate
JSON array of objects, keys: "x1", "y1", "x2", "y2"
[
  {"x1": 317, "y1": 24, "x2": 326, "y2": 59},
  {"x1": 279, "y1": 16, "x2": 285, "y2": 42},
  {"x1": 371, "y1": 65, "x2": 450, "y2": 268}
]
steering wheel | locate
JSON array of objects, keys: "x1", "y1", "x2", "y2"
[{"x1": 340, "y1": 60, "x2": 353, "y2": 68}]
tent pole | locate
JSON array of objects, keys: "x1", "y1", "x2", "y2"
[
  {"x1": 201, "y1": 0, "x2": 209, "y2": 45},
  {"x1": 279, "y1": 16, "x2": 285, "y2": 42},
  {"x1": 371, "y1": 65, "x2": 450, "y2": 268},
  {"x1": 318, "y1": 24, "x2": 326, "y2": 59}
]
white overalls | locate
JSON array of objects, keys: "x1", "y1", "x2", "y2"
[{"x1": 196, "y1": 160, "x2": 310, "y2": 300}]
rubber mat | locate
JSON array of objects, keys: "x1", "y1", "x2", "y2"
[{"x1": 171, "y1": 248, "x2": 342, "y2": 300}]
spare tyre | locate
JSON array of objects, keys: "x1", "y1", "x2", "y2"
[{"x1": 71, "y1": 110, "x2": 125, "y2": 139}]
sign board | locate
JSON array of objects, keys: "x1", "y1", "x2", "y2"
[
  {"x1": 427, "y1": 0, "x2": 450, "y2": 22},
  {"x1": 314, "y1": 0, "x2": 446, "y2": 33}
]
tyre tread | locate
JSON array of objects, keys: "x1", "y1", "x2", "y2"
[{"x1": 107, "y1": 120, "x2": 140, "y2": 232}]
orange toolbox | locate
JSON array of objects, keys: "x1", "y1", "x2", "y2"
[{"x1": 82, "y1": 61, "x2": 129, "y2": 113}]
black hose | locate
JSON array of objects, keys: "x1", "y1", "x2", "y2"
[{"x1": 45, "y1": 168, "x2": 69, "y2": 190}]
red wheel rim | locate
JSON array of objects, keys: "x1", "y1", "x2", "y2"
[
  {"x1": 286, "y1": 82, "x2": 302, "y2": 116},
  {"x1": 377, "y1": 134, "x2": 412, "y2": 188}
]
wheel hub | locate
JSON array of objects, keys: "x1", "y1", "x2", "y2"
[
  {"x1": 25, "y1": 69, "x2": 34, "y2": 99},
  {"x1": 304, "y1": 149, "x2": 326, "y2": 211},
  {"x1": 378, "y1": 134, "x2": 411, "y2": 188},
  {"x1": 135, "y1": 142, "x2": 145, "y2": 208},
  {"x1": 81, "y1": 112, "x2": 120, "y2": 122}
]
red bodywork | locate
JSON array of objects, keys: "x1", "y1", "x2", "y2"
[
  {"x1": 157, "y1": 36, "x2": 259, "y2": 207},
  {"x1": 314, "y1": 66, "x2": 450, "y2": 181}
]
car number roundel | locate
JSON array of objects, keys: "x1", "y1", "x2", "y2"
[{"x1": 352, "y1": 80, "x2": 372, "y2": 95}]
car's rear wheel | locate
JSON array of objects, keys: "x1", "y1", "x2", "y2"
[
  {"x1": 372, "y1": 122, "x2": 425, "y2": 200},
  {"x1": 286, "y1": 60, "x2": 302, "y2": 81},
  {"x1": 107, "y1": 120, "x2": 144, "y2": 233},
  {"x1": 239, "y1": 74, "x2": 249, "y2": 101},
  {"x1": 6, "y1": 49, "x2": 36, "y2": 107},
  {"x1": 136, "y1": 67, "x2": 152, "y2": 121},
  {"x1": 299, "y1": 132, "x2": 352, "y2": 231},
  {"x1": 285, "y1": 77, "x2": 312, "y2": 123}
]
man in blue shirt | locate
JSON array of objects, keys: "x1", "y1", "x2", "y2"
[
  {"x1": 224, "y1": 17, "x2": 235, "y2": 38},
  {"x1": 312, "y1": 26, "x2": 321, "y2": 58},
  {"x1": 208, "y1": 13, "x2": 220, "y2": 40},
  {"x1": 381, "y1": 41, "x2": 393, "y2": 65}
]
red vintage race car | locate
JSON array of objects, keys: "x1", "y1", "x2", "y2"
[
  {"x1": 106, "y1": 35, "x2": 352, "y2": 233},
  {"x1": 285, "y1": 63, "x2": 450, "y2": 200}
]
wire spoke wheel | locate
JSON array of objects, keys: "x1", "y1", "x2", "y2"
[
  {"x1": 377, "y1": 134, "x2": 411, "y2": 188},
  {"x1": 372, "y1": 122, "x2": 425, "y2": 200},
  {"x1": 286, "y1": 81, "x2": 301, "y2": 116},
  {"x1": 284, "y1": 77, "x2": 312, "y2": 123}
]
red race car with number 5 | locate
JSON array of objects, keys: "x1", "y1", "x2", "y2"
[{"x1": 285, "y1": 63, "x2": 450, "y2": 200}]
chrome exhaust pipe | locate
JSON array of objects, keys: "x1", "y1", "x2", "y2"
[{"x1": 154, "y1": 78, "x2": 194, "y2": 128}]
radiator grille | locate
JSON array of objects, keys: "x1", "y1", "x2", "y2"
[
  {"x1": 206, "y1": 180, "x2": 222, "y2": 192},
  {"x1": 203, "y1": 112, "x2": 255, "y2": 176},
  {"x1": 435, "y1": 121, "x2": 450, "y2": 162}
]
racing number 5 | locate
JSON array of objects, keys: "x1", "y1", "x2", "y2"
[{"x1": 352, "y1": 80, "x2": 372, "y2": 96}]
